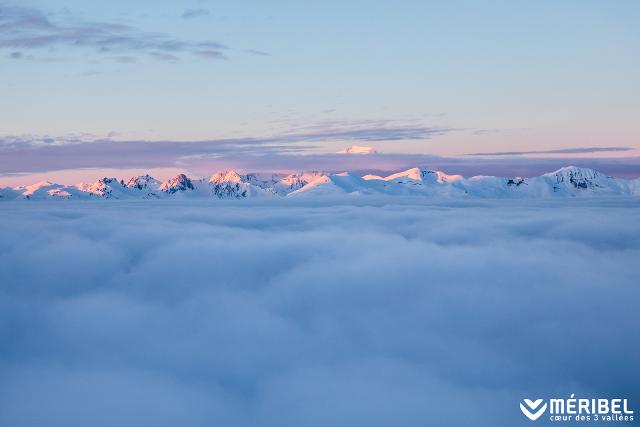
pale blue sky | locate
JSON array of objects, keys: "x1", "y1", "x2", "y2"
[{"x1": 1, "y1": 0, "x2": 639, "y2": 182}]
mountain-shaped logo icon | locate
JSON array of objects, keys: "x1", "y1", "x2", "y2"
[{"x1": 520, "y1": 399, "x2": 547, "y2": 421}]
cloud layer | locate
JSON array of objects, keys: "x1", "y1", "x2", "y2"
[
  {"x1": 0, "y1": 199, "x2": 639, "y2": 426},
  {"x1": 0, "y1": 5, "x2": 227, "y2": 62}
]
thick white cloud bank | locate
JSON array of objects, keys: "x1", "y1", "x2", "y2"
[{"x1": 1, "y1": 199, "x2": 639, "y2": 426}]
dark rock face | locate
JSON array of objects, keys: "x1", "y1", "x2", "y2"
[
  {"x1": 160, "y1": 174, "x2": 195, "y2": 194},
  {"x1": 507, "y1": 178, "x2": 526, "y2": 187},
  {"x1": 211, "y1": 182, "x2": 248, "y2": 199},
  {"x1": 87, "y1": 178, "x2": 119, "y2": 198},
  {"x1": 127, "y1": 175, "x2": 155, "y2": 190},
  {"x1": 209, "y1": 170, "x2": 251, "y2": 199},
  {"x1": 421, "y1": 170, "x2": 437, "y2": 179},
  {"x1": 552, "y1": 168, "x2": 601, "y2": 191}
]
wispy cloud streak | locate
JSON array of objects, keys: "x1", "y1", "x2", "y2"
[
  {"x1": 0, "y1": 122, "x2": 451, "y2": 174},
  {"x1": 465, "y1": 147, "x2": 634, "y2": 156},
  {"x1": 181, "y1": 9, "x2": 210, "y2": 19},
  {"x1": 0, "y1": 5, "x2": 227, "y2": 62},
  {"x1": 1, "y1": 125, "x2": 639, "y2": 179}
]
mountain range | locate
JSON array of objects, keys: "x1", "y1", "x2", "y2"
[{"x1": 1, "y1": 166, "x2": 639, "y2": 200}]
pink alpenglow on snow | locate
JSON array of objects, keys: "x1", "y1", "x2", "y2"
[{"x1": 336, "y1": 146, "x2": 378, "y2": 155}]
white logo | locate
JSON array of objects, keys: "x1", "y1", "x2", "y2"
[
  {"x1": 519, "y1": 395, "x2": 634, "y2": 422},
  {"x1": 520, "y1": 399, "x2": 548, "y2": 421}
]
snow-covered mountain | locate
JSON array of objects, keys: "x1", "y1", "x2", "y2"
[
  {"x1": 337, "y1": 145, "x2": 377, "y2": 154},
  {"x1": 159, "y1": 174, "x2": 196, "y2": 195},
  {"x1": 209, "y1": 170, "x2": 272, "y2": 199},
  {"x1": 208, "y1": 170, "x2": 328, "y2": 198},
  {"x1": 270, "y1": 171, "x2": 327, "y2": 195},
  {"x1": 1, "y1": 166, "x2": 638, "y2": 201},
  {"x1": 77, "y1": 177, "x2": 133, "y2": 199},
  {"x1": 127, "y1": 174, "x2": 162, "y2": 190}
]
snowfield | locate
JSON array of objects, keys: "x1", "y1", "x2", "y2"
[{"x1": 0, "y1": 199, "x2": 639, "y2": 426}]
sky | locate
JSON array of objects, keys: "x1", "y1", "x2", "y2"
[{"x1": 1, "y1": 0, "x2": 640, "y2": 184}]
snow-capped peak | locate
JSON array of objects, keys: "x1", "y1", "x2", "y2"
[
  {"x1": 543, "y1": 166, "x2": 609, "y2": 191},
  {"x1": 208, "y1": 170, "x2": 251, "y2": 199},
  {"x1": 160, "y1": 174, "x2": 195, "y2": 194},
  {"x1": 362, "y1": 174, "x2": 385, "y2": 181},
  {"x1": 21, "y1": 181, "x2": 56, "y2": 195},
  {"x1": 544, "y1": 166, "x2": 601, "y2": 179},
  {"x1": 337, "y1": 145, "x2": 377, "y2": 154},
  {"x1": 384, "y1": 167, "x2": 424, "y2": 181},
  {"x1": 210, "y1": 170, "x2": 244, "y2": 184},
  {"x1": 76, "y1": 177, "x2": 123, "y2": 198},
  {"x1": 279, "y1": 171, "x2": 325, "y2": 186},
  {"x1": 384, "y1": 167, "x2": 463, "y2": 184},
  {"x1": 126, "y1": 174, "x2": 160, "y2": 190}
]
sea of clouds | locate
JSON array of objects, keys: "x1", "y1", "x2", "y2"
[{"x1": 1, "y1": 198, "x2": 639, "y2": 426}]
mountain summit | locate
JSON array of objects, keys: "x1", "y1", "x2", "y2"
[{"x1": 337, "y1": 146, "x2": 377, "y2": 154}]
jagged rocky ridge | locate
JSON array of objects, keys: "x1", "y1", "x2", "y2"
[{"x1": 1, "y1": 166, "x2": 639, "y2": 200}]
